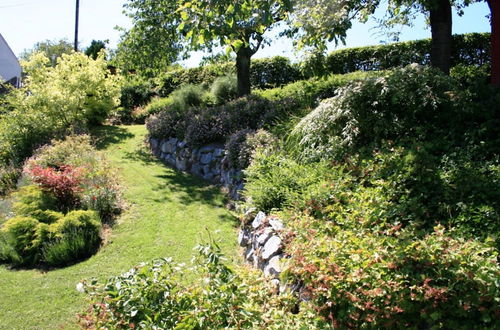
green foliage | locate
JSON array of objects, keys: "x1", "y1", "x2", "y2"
[
  {"x1": 80, "y1": 242, "x2": 322, "y2": 329},
  {"x1": 256, "y1": 70, "x2": 378, "y2": 111},
  {"x1": 0, "y1": 52, "x2": 122, "y2": 172},
  {"x1": 84, "y1": 40, "x2": 107, "y2": 60},
  {"x1": 115, "y1": 1, "x2": 184, "y2": 77},
  {"x1": 211, "y1": 75, "x2": 238, "y2": 105},
  {"x1": 244, "y1": 151, "x2": 331, "y2": 211},
  {"x1": 117, "y1": 75, "x2": 155, "y2": 123},
  {"x1": 0, "y1": 185, "x2": 102, "y2": 267},
  {"x1": 250, "y1": 56, "x2": 301, "y2": 89},
  {"x1": 19, "y1": 39, "x2": 74, "y2": 67},
  {"x1": 44, "y1": 210, "x2": 102, "y2": 267},
  {"x1": 225, "y1": 129, "x2": 278, "y2": 169},
  {"x1": 291, "y1": 65, "x2": 461, "y2": 161},
  {"x1": 284, "y1": 221, "x2": 499, "y2": 329},
  {"x1": 169, "y1": 84, "x2": 208, "y2": 111},
  {"x1": 0, "y1": 216, "x2": 44, "y2": 266},
  {"x1": 0, "y1": 166, "x2": 20, "y2": 196},
  {"x1": 24, "y1": 135, "x2": 123, "y2": 221},
  {"x1": 320, "y1": 33, "x2": 490, "y2": 76}
]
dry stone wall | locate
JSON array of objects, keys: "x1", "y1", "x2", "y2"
[{"x1": 149, "y1": 137, "x2": 244, "y2": 199}]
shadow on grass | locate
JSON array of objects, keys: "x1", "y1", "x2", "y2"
[
  {"x1": 91, "y1": 125, "x2": 135, "y2": 150},
  {"x1": 153, "y1": 171, "x2": 238, "y2": 226}
]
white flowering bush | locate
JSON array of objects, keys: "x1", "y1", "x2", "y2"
[{"x1": 291, "y1": 64, "x2": 460, "y2": 161}]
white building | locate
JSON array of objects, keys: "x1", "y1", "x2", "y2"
[{"x1": 0, "y1": 33, "x2": 21, "y2": 88}]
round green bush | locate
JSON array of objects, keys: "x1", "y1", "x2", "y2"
[{"x1": 210, "y1": 75, "x2": 238, "y2": 105}]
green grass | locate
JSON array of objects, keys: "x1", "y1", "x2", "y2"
[{"x1": 0, "y1": 125, "x2": 238, "y2": 329}]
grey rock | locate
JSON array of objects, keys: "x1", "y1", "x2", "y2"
[
  {"x1": 191, "y1": 163, "x2": 202, "y2": 176},
  {"x1": 214, "y1": 148, "x2": 224, "y2": 158},
  {"x1": 262, "y1": 236, "x2": 282, "y2": 260},
  {"x1": 238, "y1": 229, "x2": 249, "y2": 246},
  {"x1": 200, "y1": 153, "x2": 213, "y2": 165},
  {"x1": 177, "y1": 140, "x2": 187, "y2": 148},
  {"x1": 257, "y1": 228, "x2": 273, "y2": 246},
  {"x1": 252, "y1": 211, "x2": 266, "y2": 229},
  {"x1": 160, "y1": 142, "x2": 169, "y2": 153},
  {"x1": 150, "y1": 138, "x2": 159, "y2": 150},
  {"x1": 245, "y1": 247, "x2": 254, "y2": 261},
  {"x1": 199, "y1": 145, "x2": 214, "y2": 153},
  {"x1": 264, "y1": 255, "x2": 282, "y2": 277},
  {"x1": 269, "y1": 218, "x2": 284, "y2": 232},
  {"x1": 176, "y1": 158, "x2": 188, "y2": 171}
]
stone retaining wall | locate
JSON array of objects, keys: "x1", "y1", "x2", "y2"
[
  {"x1": 149, "y1": 137, "x2": 244, "y2": 199},
  {"x1": 238, "y1": 209, "x2": 288, "y2": 290}
]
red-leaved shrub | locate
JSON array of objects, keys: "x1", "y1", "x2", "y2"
[{"x1": 26, "y1": 165, "x2": 85, "y2": 211}]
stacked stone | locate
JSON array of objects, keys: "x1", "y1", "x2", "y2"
[
  {"x1": 150, "y1": 137, "x2": 244, "y2": 199},
  {"x1": 238, "y1": 210, "x2": 285, "y2": 280}
]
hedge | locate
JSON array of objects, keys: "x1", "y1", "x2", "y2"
[
  {"x1": 318, "y1": 32, "x2": 490, "y2": 76},
  {"x1": 153, "y1": 33, "x2": 489, "y2": 97}
]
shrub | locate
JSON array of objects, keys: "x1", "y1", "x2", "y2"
[
  {"x1": 243, "y1": 151, "x2": 331, "y2": 212},
  {"x1": 284, "y1": 222, "x2": 499, "y2": 329},
  {"x1": 291, "y1": 65, "x2": 461, "y2": 161},
  {"x1": 225, "y1": 129, "x2": 278, "y2": 169},
  {"x1": 120, "y1": 76, "x2": 155, "y2": 111},
  {"x1": 0, "y1": 52, "x2": 121, "y2": 171},
  {"x1": 169, "y1": 84, "x2": 208, "y2": 110},
  {"x1": 26, "y1": 165, "x2": 85, "y2": 211},
  {"x1": 184, "y1": 95, "x2": 277, "y2": 147},
  {"x1": 79, "y1": 243, "x2": 322, "y2": 329},
  {"x1": 11, "y1": 185, "x2": 57, "y2": 217},
  {"x1": 250, "y1": 56, "x2": 302, "y2": 89},
  {"x1": 44, "y1": 210, "x2": 101, "y2": 266},
  {"x1": 0, "y1": 165, "x2": 20, "y2": 195},
  {"x1": 0, "y1": 216, "x2": 44, "y2": 266},
  {"x1": 256, "y1": 70, "x2": 378, "y2": 112},
  {"x1": 210, "y1": 75, "x2": 238, "y2": 105},
  {"x1": 142, "y1": 97, "x2": 173, "y2": 116},
  {"x1": 24, "y1": 135, "x2": 123, "y2": 221},
  {"x1": 0, "y1": 208, "x2": 101, "y2": 267}
]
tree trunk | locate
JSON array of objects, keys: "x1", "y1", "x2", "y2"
[
  {"x1": 488, "y1": 0, "x2": 500, "y2": 86},
  {"x1": 236, "y1": 47, "x2": 253, "y2": 96},
  {"x1": 429, "y1": 0, "x2": 452, "y2": 75}
]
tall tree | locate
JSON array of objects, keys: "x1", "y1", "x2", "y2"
[
  {"x1": 123, "y1": 0, "x2": 292, "y2": 95},
  {"x1": 292, "y1": 0, "x2": 487, "y2": 75},
  {"x1": 487, "y1": 0, "x2": 499, "y2": 86},
  {"x1": 20, "y1": 39, "x2": 74, "y2": 67},
  {"x1": 85, "y1": 40, "x2": 107, "y2": 60},
  {"x1": 116, "y1": 0, "x2": 185, "y2": 77}
]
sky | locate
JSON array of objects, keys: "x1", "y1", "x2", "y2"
[{"x1": 0, "y1": 0, "x2": 492, "y2": 68}]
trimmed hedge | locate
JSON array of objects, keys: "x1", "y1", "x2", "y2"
[
  {"x1": 153, "y1": 33, "x2": 490, "y2": 97},
  {"x1": 317, "y1": 32, "x2": 490, "y2": 76}
]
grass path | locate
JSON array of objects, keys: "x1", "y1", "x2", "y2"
[{"x1": 0, "y1": 125, "x2": 238, "y2": 329}]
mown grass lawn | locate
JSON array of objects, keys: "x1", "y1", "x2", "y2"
[{"x1": 0, "y1": 125, "x2": 238, "y2": 329}]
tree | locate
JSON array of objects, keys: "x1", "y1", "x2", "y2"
[
  {"x1": 292, "y1": 0, "x2": 487, "y2": 75},
  {"x1": 85, "y1": 40, "x2": 107, "y2": 60},
  {"x1": 486, "y1": 0, "x2": 499, "y2": 86},
  {"x1": 20, "y1": 39, "x2": 74, "y2": 67},
  {"x1": 115, "y1": 0, "x2": 185, "y2": 77},
  {"x1": 123, "y1": 0, "x2": 293, "y2": 95}
]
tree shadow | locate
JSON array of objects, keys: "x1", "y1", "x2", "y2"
[{"x1": 91, "y1": 125, "x2": 134, "y2": 150}]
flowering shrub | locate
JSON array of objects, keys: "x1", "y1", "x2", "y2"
[
  {"x1": 283, "y1": 221, "x2": 499, "y2": 329},
  {"x1": 291, "y1": 65, "x2": 461, "y2": 161},
  {"x1": 24, "y1": 135, "x2": 123, "y2": 221},
  {"x1": 225, "y1": 129, "x2": 278, "y2": 169}
]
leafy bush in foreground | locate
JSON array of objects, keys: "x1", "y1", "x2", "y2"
[
  {"x1": 284, "y1": 221, "x2": 499, "y2": 329},
  {"x1": 79, "y1": 243, "x2": 323, "y2": 329},
  {"x1": 0, "y1": 201, "x2": 101, "y2": 267}
]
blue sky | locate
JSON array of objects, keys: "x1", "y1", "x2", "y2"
[{"x1": 0, "y1": 0, "x2": 491, "y2": 67}]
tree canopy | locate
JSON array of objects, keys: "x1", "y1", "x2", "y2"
[{"x1": 20, "y1": 39, "x2": 74, "y2": 67}]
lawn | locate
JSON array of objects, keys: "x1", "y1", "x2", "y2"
[{"x1": 0, "y1": 125, "x2": 238, "y2": 329}]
